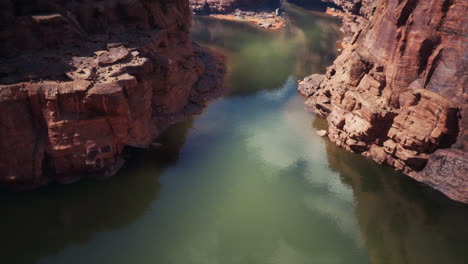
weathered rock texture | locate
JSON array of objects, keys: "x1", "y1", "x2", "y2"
[
  {"x1": 190, "y1": 0, "x2": 281, "y2": 14},
  {"x1": 324, "y1": 0, "x2": 376, "y2": 34},
  {"x1": 0, "y1": 0, "x2": 225, "y2": 189},
  {"x1": 299, "y1": 0, "x2": 468, "y2": 203}
]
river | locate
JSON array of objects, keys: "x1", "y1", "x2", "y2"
[{"x1": 1, "y1": 4, "x2": 467, "y2": 264}]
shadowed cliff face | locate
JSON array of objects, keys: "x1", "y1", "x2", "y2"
[
  {"x1": 299, "y1": 0, "x2": 468, "y2": 203},
  {"x1": 0, "y1": 0, "x2": 225, "y2": 189}
]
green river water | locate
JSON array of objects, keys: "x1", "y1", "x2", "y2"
[{"x1": 1, "y1": 4, "x2": 467, "y2": 264}]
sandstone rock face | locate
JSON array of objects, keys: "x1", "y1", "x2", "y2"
[
  {"x1": 0, "y1": 0, "x2": 225, "y2": 189},
  {"x1": 190, "y1": 0, "x2": 281, "y2": 14},
  {"x1": 299, "y1": 0, "x2": 468, "y2": 203}
]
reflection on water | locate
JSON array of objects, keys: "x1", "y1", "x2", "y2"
[
  {"x1": 191, "y1": 4, "x2": 341, "y2": 96},
  {"x1": 318, "y1": 118, "x2": 468, "y2": 264},
  {"x1": 1, "y1": 4, "x2": 467, "y2": 264},
  {"x1": 0, "y1": 121, "x2": 192, "y2": 264}
]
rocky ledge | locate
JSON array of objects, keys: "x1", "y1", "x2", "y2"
[
  {"x1": 190, "y1": 0, "x2": 281, "y2": 14},
  {"x1": 299, "y1": 0, "x2": 467, "y2": 203},
  {"x1": 0, "y1": 0, "x2": 225, "y2": 189},
  {"x1": 209, "y1": 9, "x2": 285, "y2": 29},
  {"x1": 190, "y1": 0, "x2": 285, "y2": 29}
]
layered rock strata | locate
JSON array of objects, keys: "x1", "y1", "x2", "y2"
[
  {"x1": 299, "y1": 0, "x2": 467, "y2": 203},
  {"x1": 0, "y1": 0, "x2": 225, "y2": 189}
]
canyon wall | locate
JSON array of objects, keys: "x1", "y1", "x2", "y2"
[
  {"x1": 0, "y1": 0, "x2": 224, "y2": 189},
  {"x1": 190, "y1": 0, "x2": 281, "y2": 14},
  {"x1": 299, "y1": 0, "x2": 467, "y2": 203}
]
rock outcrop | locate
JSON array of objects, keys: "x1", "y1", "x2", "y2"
[
  {"x1": 0, "y1": 0, "x2": 225, "y2": 189},
  {"x1": 324, "y1": 0, "x2": 376, "y2": 35},
  {"x1": 299, "y1": 0, "x2": 467, "y2": 203},
  {"x1": 190, "y1": 0, "x2": 281, "y2": 14}
]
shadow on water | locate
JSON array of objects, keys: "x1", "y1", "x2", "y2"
[
  {"x1": 0, "y1": 120, "x2": 194, "y2": 264},
  {"x1": 313, "y1": 117, "x2": 468, "y2": 264},
  {"x1": 191, "y1": 3, "x2": 341, "y2": 97}
]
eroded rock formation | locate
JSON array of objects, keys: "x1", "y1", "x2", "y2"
[
  {"x1": 299, "y1": 0, "x2": 467, "y2": 203},
  {"x1": 0, "y1": 0, "x2": 225, "y2": 189}
]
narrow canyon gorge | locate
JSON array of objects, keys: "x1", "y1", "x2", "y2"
[{"x1": 0, "y1": 0, "x2": 466, "y2": 205}]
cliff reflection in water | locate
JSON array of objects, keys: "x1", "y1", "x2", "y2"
[
  {"x1": 0, "y1": 121, "x2": 193, "y2": 264},
  {"x1": 191, "y1": 4, "x2": 341, "y2": 96},
  {"x1": 314, "y1": 117, "x2": 468, "y2": 264}
]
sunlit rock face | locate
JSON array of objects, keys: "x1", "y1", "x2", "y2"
[
  {"x1": 299, "y1": 0, "x2": 468, "y2": 203},
  {"x1": 0, "y1": 0, "x2": 225, "y2": 189},
  {"x1": 190, "y1": 0, "x2": 281, "y2": 14}
]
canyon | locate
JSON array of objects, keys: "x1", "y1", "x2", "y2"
[
  {"x1": 0, "y1": 0, "x2": 224, "y2": 189},
  {"x1": 299, "y1": 0, "x2": 467, "y2": 203},
  {"x1": 1, "y1": 2, "x2": 467, "y2": 263},
  {"x1": 0, "y1": 0, "x2": 466, "y2": 205}
]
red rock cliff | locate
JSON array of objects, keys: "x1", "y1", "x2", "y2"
[
  {"x1": 299, "y1": 0, "x2": 468, "y2": 203},
  {"x1": 0, "y1": 0, "x2": 225, "y2": 189}
]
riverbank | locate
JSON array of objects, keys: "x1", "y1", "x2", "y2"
[
  {"x1": 202, "y1": 6, "x2": 343, "y2": 31},
  {"x1": 209, "y1": 9, "x2": 285, "y2": 30}
]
